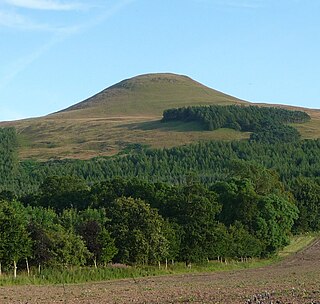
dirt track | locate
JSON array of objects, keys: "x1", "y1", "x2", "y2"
[{"x1": 1, "y1": 239, "x2": 320, "y2": 304}]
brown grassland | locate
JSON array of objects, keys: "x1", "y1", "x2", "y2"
[{"x1": 1, "y1": 73, "x2": 319, "y2": 160}]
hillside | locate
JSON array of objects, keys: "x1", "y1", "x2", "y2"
[
  {"x1": 1, "y1": 73, "x2": 319, "y2": 160},
  {"x1": 56, "y1": 73, "x2": 246, "y2": 118}
]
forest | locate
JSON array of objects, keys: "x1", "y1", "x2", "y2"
[
  {"x1": 0, "y1": 127, "x2": 17, "y2": 192},
  {"x1": 10, "y1": 138, "x2": 320, "y2": 195},
  {"x1": 0, "y1": 104, "x2": 320, "y2": 276},
  {"x1": 162, "y1": 105, "x2": 310, "y2": 143},
  {"x1": 1, "y1": 172, "x2": 304, "y2": 276}
]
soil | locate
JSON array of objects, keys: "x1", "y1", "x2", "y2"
[{"x1": 1, "y1": 239, "x2": 320, "y2": 304}]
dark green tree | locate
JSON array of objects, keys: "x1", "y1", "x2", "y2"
[
  {"x1": 255, "y1": 194, "x2": 298, "y2": 254},
  {"x1": 0, "y1": 201, "x2": 31, "y2": 277},
  {"x1": 78, "y1": 220, "x2": 117, "y2": 267},
  {"x1": 163, "y1": 182, "x2": 221, "y2": 264},
  {"x1": 106, "y1": 197, "x2": 169, "y2": 264},
  {"x1": 291, "y1": 177, "x2": 320, "y2": 232},
  {"x1": 37, "y1": 175, "x2": 90, "y2": 212}
]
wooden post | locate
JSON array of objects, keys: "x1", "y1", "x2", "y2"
[
  {"x1": 26, "y1": 258, "x2": 30, "y2": 276},
  {"x1": 13, "y1": 260, "x2": 17, "y2": 279}
]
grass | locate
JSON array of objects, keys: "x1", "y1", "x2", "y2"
[
  {"x1": 0, "y1": 261, "x2": 268, "y2": 286},
  {"x1": 0, "y1": 234, "x2": 316, "y2": 286},
  {"x1": 57, "y1": 73, "x2": 246, "y2": 118},
  {"x1": 0, "y1": 73, "x2": 319, "y2": 160},
  {"x1": 278, "y1": 233, "x2": 316, "y2": 258},
  {"x1": 1, "y1": 72, "x2": 247, "y2": 160},
  {"x1": 5, "y1": 116, "x2": 251, "y2": 161}
]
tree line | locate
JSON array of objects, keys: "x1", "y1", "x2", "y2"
[
  {"x1": 13, "y1": 139, "x2": 320, "y2": 195},
  {"x1": 162, "y1": 105, "x2": 310, "y2": 143},
  {"x1": 1, "y1": 163, "x2": 304, "y2": 276},
  {"x1": 1, "y1": 127, "x2": 320, "y2": 197},
  {"x1": 1, "y1": 126, "x2": 320, "y2": 276},
  {"x1": 0, "y1": 127, "x2": 17, "y2": 193}
]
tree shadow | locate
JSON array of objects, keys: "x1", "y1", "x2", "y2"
[{"x1": 118, "y1": 120, "x2": 206, "y2": 132}]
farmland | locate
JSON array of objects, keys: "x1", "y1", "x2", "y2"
[{"x1": 1, "y1": 237, "x2": 319, "y2": 304}]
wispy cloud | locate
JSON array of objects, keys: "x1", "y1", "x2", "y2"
[
  {"x1": 0, "y1": 0, "x2": 93, "y2": 31},
  {"x1": 0, "y1": 0, "x2": 135, "y2": 92},
  {"x1": 0, "y1": 10, "x2": 59, "y2": 31},
  {"x1": 3, "y1": 0, "x2": 85, "y2": 11},
  {"x1": 0, "y1": 10, "x2": 31, "y2": 28}
]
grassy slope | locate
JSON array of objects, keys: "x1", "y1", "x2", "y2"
[
  {"x1": 1, "y1": 73, "x2": 319, "y2": 160},
  {"x1": 57, "y1": 73, "x2": 246, "y2": 117}
]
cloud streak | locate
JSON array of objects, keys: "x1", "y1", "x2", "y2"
[
  {"x1": 0, "y1": 0, "x2": 135, "y2": 92},
  {"x1": 0, "y1": 10, "x2": 60, "y2": 31},
  {"x1": 0, "y1": 0, "x2": 94, "y2": 31},
  {"x1": 3, "y1": 0, "x2": 84, "y2": 11}
]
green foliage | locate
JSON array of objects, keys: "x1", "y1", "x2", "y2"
[
  {"x1": 0, "y1": 128, "x2": 18, "y2": 192},
  {"x1": 255, "y1": 194, "x2": 298, "y2": 254},
  {"x1": 77, "y1": 219, "x2": 117, "y2": 266},
  {"x1": 213, "y1": 178, "x2": 259, "y2": 227},
  {"x1": 30, "y1": 175, "x2": 90, "y2": 211},
  {"x1": 0, "y1": 234, "x2": 313, "y2": 286},
  {"x1": 10, "y1": 138, "x2": 320, "y2": 198},
  {"x1": 162, "y1": 104, "x2": 310, "y2": 128},
  {"x1": 105, "y1": 197, "x2": 169, "y2": 265},
  {"x1": 228, "y1": 221, "x2": 262, "y2": 258},
  {"x1": 0, "y1": 122, "x2": 319, "y2": 277},
  {"x1": 250, "y1": 123, "x2": 301, "y2": 143},
  {"x1": 160, "y1": 182, "x2": 221, "y2": 263},
  {"x1": 162, "y1": 105, "x2": 309, "y2": 143},
  {"x1": 0, "y1": 200, "x2": 31, "y2": 270},
  {"x1": 291, "y1": 177, "x2": 320, "y2": 232},
  {"x1": 228, "y1": 160, "x2": 286, "y2": 196},
  {"x1": 53, "y1": 229, "x2": 90, "y2": 266},
  {"x1": 212, "y1": 165, "x2": 298, "y2": 256},
  {"x1": 27, "y1": 222, "x2": 54, "y2": 267},
  {"x1": 0, "y1": 172, "x2": 306, "y2": 278}
]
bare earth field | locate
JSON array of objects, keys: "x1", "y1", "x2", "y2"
[{"x1": 1, "y1": 239, "x2": 320, "y2": 304}]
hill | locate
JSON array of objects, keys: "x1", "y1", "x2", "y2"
[
  {"x1": 56, "y1": 73, "x2": 246, "y2": 118},
  {"x1": 1, "y1": 73, "x2": 319, "y2": 160}
]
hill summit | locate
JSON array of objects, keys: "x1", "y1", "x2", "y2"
[
  {"x1": 56, "y1": 73, "x2": 245, "y2": 118},
  {"x1": 1, "y1": 72, "x2": 319, "y2": 160}
]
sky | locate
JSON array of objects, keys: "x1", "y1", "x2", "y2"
[{"x1": 0, "y1": 0, "x2": 319, "y2": 121}]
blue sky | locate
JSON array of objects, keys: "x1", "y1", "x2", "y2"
[{"x1": 0, "y1": 0, "x2": 319, "y2": 121}]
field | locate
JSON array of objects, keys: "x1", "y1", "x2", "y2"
[{"x1": 1, "y1": 236, "x2": 319, "y2": 304}]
